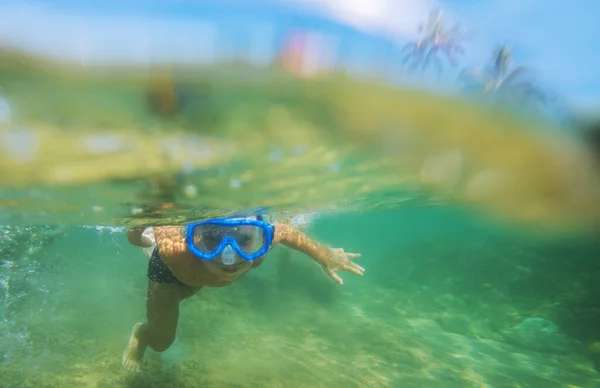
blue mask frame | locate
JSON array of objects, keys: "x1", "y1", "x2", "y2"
[{"x1": 185, "y1": 217, "x2": 274, "y2": 261}]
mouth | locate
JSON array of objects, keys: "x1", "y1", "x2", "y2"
[{"x1": 220, "y1": 266, "x2": 239, "y2": 273}]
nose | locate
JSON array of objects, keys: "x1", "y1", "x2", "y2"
[{"x1": 221, "y1": 244, "x2": 236, "y2": 265}]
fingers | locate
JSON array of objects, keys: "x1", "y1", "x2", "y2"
[
  {"x1": 332, "y1": 262, "x2": 364, "y2": 278},
  {"x1": 347, "y1": 253, "x2": 361, "y2": 259},
  {"x1": 345, "y1": 263, "x2": 364, "y2": 276},
  {"x1": 348, "y1": 268, "x2": 362, "y2": 276},
  {"x1": 328, "y1": 269, "x2": 344, "y2": 285},
  {"x1": 350, "y1": 262, "x2": 365, "y2": 275}
]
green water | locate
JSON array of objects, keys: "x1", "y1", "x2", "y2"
[
  {"x1": 2, "y1": 207, "x2": 600, "y2": 388},
  {"x1": 2, "y1": 50, "x2": 599, "y2": 228},
  {"x1": 1, "y1": 50, "x2": 600, "y2": 387}
]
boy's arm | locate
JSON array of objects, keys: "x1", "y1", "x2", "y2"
[
  {"x1": 272, "y1": 222, "x2": 364, "y2": 285},
  {"x1": 272, "y1": 222, "x2": 330, "y2": 266},
  {"x1": 126, "y1": 227, "x2": 155, "y2": 247}
]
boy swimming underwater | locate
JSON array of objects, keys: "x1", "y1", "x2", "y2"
[{"x1": 122, "y1": 215, "x2": 364, "y2": 372}]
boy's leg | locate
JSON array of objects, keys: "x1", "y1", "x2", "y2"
[{"x1": 122, "y1": 281, "x2": 201, "y2": 372}]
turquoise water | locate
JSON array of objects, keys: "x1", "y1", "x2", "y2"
[
  {"x1": 2, "y1": 207, "x2": 600, "y2": 387},
  {"x1": 1, "y1": 2, "x2": 600, "y2": 387}
]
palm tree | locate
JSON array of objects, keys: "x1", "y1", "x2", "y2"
[
  {"x1": 401, "y1": 8, "x2": 468, "y2": 73},
  {"x1": 459, "y1": 45, "x2": 547, "y2": 105}
]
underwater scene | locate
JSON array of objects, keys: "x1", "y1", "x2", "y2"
[{"x1": 1, "y1": 1, "x2": 600, "y2": 387}]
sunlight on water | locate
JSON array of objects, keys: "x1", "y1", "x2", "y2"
[{"x1": 1, "y1": 1, "x2": 600, "y2": 387}]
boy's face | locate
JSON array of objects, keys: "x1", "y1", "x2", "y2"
[{"x1": 194, "y1": 222, "x2": 260, "y2": 280}]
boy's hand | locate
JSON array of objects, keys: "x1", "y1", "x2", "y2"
[{"x1": 322, "y1": 248, "x2": 364, "y2": 285}]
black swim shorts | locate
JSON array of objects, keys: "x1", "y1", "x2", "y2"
[{"x1": 148, "y1": 247, "x2": 184, "y2": 285}]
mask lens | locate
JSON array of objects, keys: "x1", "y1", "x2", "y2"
[
  {"x1": 197, "y1": 226, "x2": 225, "y2": 251},
  {"x1": 233, "y1": 225, "x2": 265, "y2": 255}
]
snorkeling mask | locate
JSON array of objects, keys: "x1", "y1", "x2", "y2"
[{"x1": 185, "y1": 216, "x2": 274, "y2": 265}]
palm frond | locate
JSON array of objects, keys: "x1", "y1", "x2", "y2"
[
  {"x1": 502, "y1": 66, "x2": 530, "y2": 86},
  {"x1": 440, "y1": 45, "x2": 461, "y2": 66},
  {"x1": 459, "y1": 44, "x2": 549, "y2": 107},
  {"x1": 421, "y1": 46, "x2": 437, "y2": 71},
  {"x1": 400, "y1": 7, "x2": 467, "y2": 73}
]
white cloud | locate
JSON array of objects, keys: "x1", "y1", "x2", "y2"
[
  {"x1": 0, "y1": 0, "x2": 435, "y2": 66},
  {"x1": 278, "y1": 0, "x2": 436, "y2": 41}
]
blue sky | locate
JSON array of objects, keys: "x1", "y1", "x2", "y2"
[
  {"x1": 0, "y1": 0, "x2": 597, "y2": 110},
  {"x1": 443, "y1": 0, "x2": 600, "y2": 111}
]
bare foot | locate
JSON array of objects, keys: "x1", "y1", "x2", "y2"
[{"x1": 121, "y1": 322, "x2": 146, "y2": 372}]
